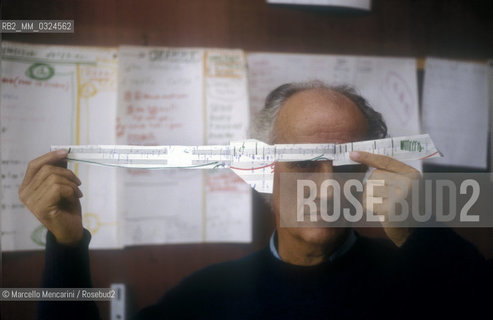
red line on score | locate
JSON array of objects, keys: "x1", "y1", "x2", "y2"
[
  {"x1": 419, "y1": 151, "x2": 439, "y2": 160},
  {"x1": 230, "y1": 162, "x2": 275, "y2": 171}
]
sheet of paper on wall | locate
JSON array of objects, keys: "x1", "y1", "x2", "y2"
[
  {"x1": 422, "y1": 58, "x2": 489, "y2": 169},
  {"x1": 0, "y1": 41, "x2": 120, "y2": 250},
  {"x1": 267, "y1": 0, "x2": 371, "y2": 10},
  {"x1": 117, "y1": 46, "x2": 251, "y2": 245},
  {"x1": 203, "y1": 50, "x2": 251, "y2": 242},
  {"x1": 247, "y1": 52, "x2": 421, "y2": 169}
]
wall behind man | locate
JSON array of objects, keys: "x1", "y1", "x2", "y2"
[
  {"x1": 2, "y1": 0, "x2": 493, "y2": 57},
  {"x1": 2, "y1": 0, "x2": 492, "y2": 319}
]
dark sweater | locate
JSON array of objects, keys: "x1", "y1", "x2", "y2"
[{"x1": 39, "y1": 228, "x2": 490, "y2": 320}]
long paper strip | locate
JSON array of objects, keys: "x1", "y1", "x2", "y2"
[{"x1": 52, "y1": 134, "x2": 441, "y2": 193}]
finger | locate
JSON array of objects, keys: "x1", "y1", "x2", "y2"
[
  {"x1": 363, "y1": 196, "x2": 390, "y2": 215},
  {"x1": 366, "y1": 185, "x2": 411, "y2": 201},
  {"x1": 34, "y1": 184, "x2": 81, "y2": 220},
  {"x1": 365, "y1": 184, "x2": 389, "y2": 198},
  {"x1": 22, "y1": 150, "x2": 68, "y2": 189},
  {"x1": 364, "y1": 172, "x2": 413, "y2": 201},
  {"x1": 37, "y1": 175, "x2": 82, "y2": 198},
  {"x1": 350, "y1": 151, "x2": 418, "y2": 175},
  {"x1": 24, "y1": 165, "x2": 81, "y2": 194},
  {"x1": 21, "y1": 178, "x2": 82, "y2": 213}
]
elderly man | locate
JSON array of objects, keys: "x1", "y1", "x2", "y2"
[{"x1": 20, "y1": 81, "x2": 488, "y2": 319}]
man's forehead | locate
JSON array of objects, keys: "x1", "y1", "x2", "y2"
[{"x1": 274, "y1": 88, "x2": 369, "y2": 144}]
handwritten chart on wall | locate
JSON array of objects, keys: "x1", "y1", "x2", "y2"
[
  {"x1": 0, "y1": 43, "x2": 252, "y2": 251},
  {"x1": 203, "y1": 50, "x2": 251, "y2": 242},
  {"x1": 116, "y1": 46, "x2": 251, "y2": 245},
  {"x1": 0, "y1": 41, "x2": 119, "y2": 250},
  {"x1": 247, "y1": 53, "x2": 420, "y2": 136}
]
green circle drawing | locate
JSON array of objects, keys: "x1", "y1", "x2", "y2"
[
  {"x1": 26, "y1": 63, "x2": 55, "y2": 81},
  {"x1": 31, "y1": 224, "x2": 48, "y2": 247}
]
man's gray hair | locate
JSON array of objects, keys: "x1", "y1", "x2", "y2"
[{"x1": 249, "y1": 80, "x2": 387, "y2": 143}]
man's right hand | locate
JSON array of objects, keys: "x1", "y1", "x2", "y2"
[{"x1": 18, "y1": 150, "x2": 84, "y2": 246}]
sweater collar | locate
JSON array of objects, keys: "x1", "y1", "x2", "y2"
[{"x1": 269, "y1": 229, "x2": 357, "y2": 263}]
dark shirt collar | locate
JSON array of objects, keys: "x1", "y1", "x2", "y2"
[{"x1": 269, "y1": 229, "x2": 357, "y2": 263}]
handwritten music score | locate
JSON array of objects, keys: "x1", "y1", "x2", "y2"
[
  {"x1": 53, "y1": 134, "x2": 441, "y2": 194},
  {"x1": 1, "y1": 41, "x2": 120, "y2": 250}
]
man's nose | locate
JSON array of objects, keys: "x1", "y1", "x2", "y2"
[
  {"x1": 316, "y1": 161, "x2": 334, "y2": 173},
  {"x1": 310, "y1": 161, "x2": 335, "y2": 198}
]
